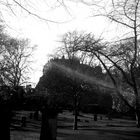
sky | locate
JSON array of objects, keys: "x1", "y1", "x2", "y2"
[{"x1": 1, "y1": 0, "x2": 128, "y2": 86}]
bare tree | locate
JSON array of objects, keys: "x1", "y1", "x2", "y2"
[
  {"x1": 60, "y1": 30, "x2": 140, "y2": 127},
  {"x1": 76, "y1": 0, "x2": 140, "y2": 127},
  {"x1": 0, "y1": 36, "x2": 35, "y2": 87},
  {"x1": 56, "y1": 31, "x2": 100, "y2": 66}
]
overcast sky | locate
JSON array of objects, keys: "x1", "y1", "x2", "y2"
[{"x1": 2, "y1": 0, "x2": 128, "y2": 86}]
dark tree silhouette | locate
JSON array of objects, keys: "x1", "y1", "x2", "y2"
[{"x1": 0, "y1": 27, "x2": 35, "y2": 139}]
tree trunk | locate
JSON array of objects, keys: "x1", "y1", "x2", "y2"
[
  {"x1": 136, "y1": 107, "x2": 140, "y2": 128},
  {"x1": 73, "y1": 93, "x2": 78, "y2": 130},
  {"x1": 40, "y1": 107, "x2": 51, "y2": 140},
  {"x1": 73, "y1": 108, "x2": 78, "y2": 130},
  {"x1": 94, "y1": 114, "x2": 97, "y2": 121},
  {"x1": 40, "y1": 107, "x2": 57, "y2": 140},
  {"x1": 0, "y1": 105, "x2": 11, "y2": 140}
]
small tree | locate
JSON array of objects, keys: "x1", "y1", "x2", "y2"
[
  {"x1": 37, "y1": 55, "x2": 114, "y2": 135},
  {"x1": 37, "y1": 57, "x2": 84, "y2": 131}
]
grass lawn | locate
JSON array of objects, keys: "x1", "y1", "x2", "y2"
[{"x1": 11, "y1": 111, "x2": 140, "y2": 140}]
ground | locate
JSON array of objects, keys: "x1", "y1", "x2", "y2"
[{"x1": 11, "y1": 111, "x2": 140, "y2": 140}]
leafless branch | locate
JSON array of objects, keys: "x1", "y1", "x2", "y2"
[{"x1": 13, "y1": 0, "x2": 67, "y2": 24}]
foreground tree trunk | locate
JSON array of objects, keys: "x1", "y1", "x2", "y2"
[
  {"x1": 135, "y1": 105, "x2": 140, "y2": 128},
  {"x1": 40, "y1": 107, "x2": 57, "y2": 140},
  {"x1": 0, "y1": 105, "x2": 11, "y2": 140}
]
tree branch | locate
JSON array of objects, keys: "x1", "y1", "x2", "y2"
[{"x1": 13, "y1": 0, "x2": 66, "y2": 24}]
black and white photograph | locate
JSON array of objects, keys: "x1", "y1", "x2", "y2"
[{"x1": 0, "y1": 0, "x2": 140, "y2": 140}]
